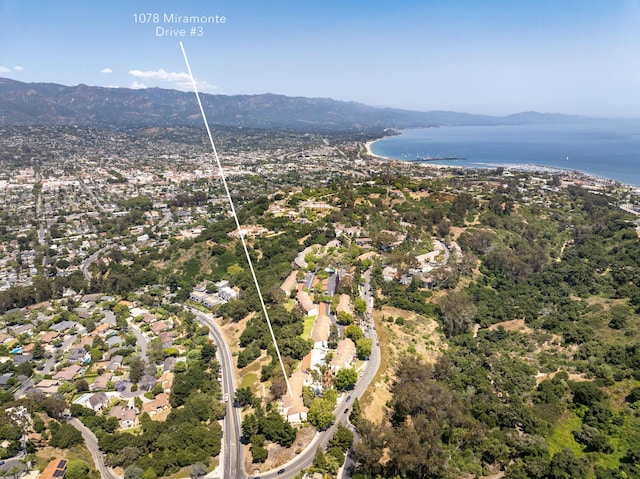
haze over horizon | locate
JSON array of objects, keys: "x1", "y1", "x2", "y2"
[{"x1": 1, "y1": 0, "x2": 639, "y2": 119}]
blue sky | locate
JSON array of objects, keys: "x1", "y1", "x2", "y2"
[{"x1": 1, "y1": 0, "x2": 639, "y2": 117}]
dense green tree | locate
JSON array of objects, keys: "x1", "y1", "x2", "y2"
[
  {"x1": 547, "y1": 448, "x2": 590, "y2": 479},
  {"x1": 355, "y1": 338, "x2": 372, "y2": 359},
  {"x1": 75, "y1": 378, "x2": 89, "y2": 392},
  {"x1": 344, "y1": 324, "x2": 364, "y2": 342},
  {"x1": 124, "y1": 465, "x2": 144, "y2": 479},
  {"x1": 308, "y1": 396, "x2": 336, "y2": 430},
  {"x1": 241, "y1": 413, "x2": 259, "y2": 440},
  {"x1": 141, "y1": 468, "x2": 157, "y2": 479},
  {"x1": 334, "y1": 368, "x2": 358, "y2": 391},
  {"x1": 328, "y1": 423, "x2": 354, "y2": 451},
  {"x1": 49, "y1": 423, "x2": 83, "y2": 449},
  {"x1": 201, "y1": 342, "x2": 217, "y2": 363},
  {"x1": 31, "y1": 341, "x2": 45, "y2": 360},
  {"x1": 234, "y1": 386, "x2": 256, "y2": 408},
  {"x1": 438, "y1": 289, "x2": 476, "y2": 337},
  {"x1": 354, "y1": 297, "x2": 367, "y2": 315},
  {"x1": 65, "y1": 460, "x2": 91, "y2": 479},
  {"x1": 128, "y1": 357, "x2": 146, "y2": 384},
  {"x1": 337, "y1": 311, "x2": 354, "y2": 325}
]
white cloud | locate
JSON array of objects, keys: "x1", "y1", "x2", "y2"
[
  {"x1": 100, "y1": 68, "x2": 113, "y2": 74},
  {"x1": 130, "y1": 81, "x2": 147, "y2": 90},
  {"x1": 0, "y1": 66, "x2": 10, "y2": 73},
  {"x1": 13, "y1": 66, "x2": 24, "y2": 71},
  {"x1": 128, "y1": 68, "x2": 217, "y2": 93},
  {"x1": 129, "y1": 68, "x2": 190, "y2": 82}
]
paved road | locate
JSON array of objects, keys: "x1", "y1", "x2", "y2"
[
  {"x1": 41, "y1": 333, "x2": 78, "y2": 375},
  {"x1": 11, "y1": 375, "x2": 34, "y2": 400},
  {"x1": 258, "y1": 267, "x2": 381, "y2": 479},
  {"x1": 81, "y1": 249, "x2": 104, "y2": 282},
  {"x1": 77, "y1": 177, "x2": 106, "y2": 213},
  {"x1": 69, "y1": 418, "x2": 121, "y2": 479},
  {"x1": 0, "y1": 456, "x2": 27, "y2": 476},
  {"x1": 189, "y1": 308, "x2": 245, "y2": 479},
  {"x1": 127, "y1": 321, "x2": 148, "y2": 358},
  {"x1": 183, "y1": 266, "x2": 381, "y2": 479}
]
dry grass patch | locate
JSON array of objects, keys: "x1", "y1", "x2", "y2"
[
  {"x1": 448, "y1": 226, "x2": 466, "y2": 241},
  {"x1": 362, "y1": 306, "x2": 447, "y2": 424},
  {"x1": 408, "y1": 190, "x2": 432, "y2": 200},
  {"x1": 585, "y1": 296, "x2": 626, "y2": 309},
  {"x1": 148, "y1": 408, "x2": 171, "y2": 422},
  {"x1": 488, "y1": 319, "x2": 533, "y2": 334},
  {"x1": 298, "y1": 234, "x2": 311, "y2": 245},
  {"x1": 246, "y1": 426, "x2": 316, "y2": 474},
  {"x1": 219, "y1": 314, "x2": 252, "y2": 354},
  {"x1": 535, "y1": 370, "x2": 590, "y2": 385},
  {"x1": 217, "y1": 314, "x2": 272, "y2": 401}
]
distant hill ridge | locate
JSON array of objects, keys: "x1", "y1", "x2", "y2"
[{"x1": 0, "y1": 77, "x2": 595, "y2": 130}]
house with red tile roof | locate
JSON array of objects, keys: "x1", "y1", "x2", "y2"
[
  {"x1": 280, "y1": 271, "x2": 298, "y2": 296},
  {"x1": 336, "y1": 294, "x2": 353, "y2": 315},
  {"x1": 142, "y1": 392, "x2": 170, "y2": 415},
  {"x1": 330, "y1": 338, "x2": 356, "y2": 372},
  {"x1": 311, "y1": 315, "x2": 331, "y2": 348},
  {"x1": 280, "y1": 371, "x2": 309, "y2": 423},
  {"x1": 296, "y1": 291, "x2": 317, "y2": 316}
]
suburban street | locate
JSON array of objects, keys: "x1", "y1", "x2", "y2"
[
  {"x1": 0, "y1": 456, "x2": 27, "y2": 477},
  {"x1": 41, "y1": 333, "x2": 78, "y2": 375},
  {"x1": 80, "y1": 250, "x2": 101, "y2": 282},
  {"x1": 128, "y1": 321, "x2": 148, "y2": 358},
  {"x1": 20, "y1": 283, "x2": 379, "y2": 479}
]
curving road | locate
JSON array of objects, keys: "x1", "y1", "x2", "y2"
[
  {"x1": 184, "y1": 267, "x2": 381, "y2": 479},
  {"x1": 68, "y1": 418, "x2": 120, "y2": 479},
  {"x1": 80, "y1": 246, "x2": 111, "y2": 282},
  {"x1": 250, "y1": 267, "x2": 381, "y2": 479},
  {"x1": 188, "y1": 307, "x2": 245, "y2": 479},
  {"x1": 56, "y1": 279, "x2": 379, "y2": 479}
]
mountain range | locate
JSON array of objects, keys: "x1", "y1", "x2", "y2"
[{"x1": 0, "y1": 77, "x2": 596, "y2": 131}]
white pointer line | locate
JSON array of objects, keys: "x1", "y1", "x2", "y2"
[{"x1": 179, "y1": 42, "x2": 293, "y2": 398}]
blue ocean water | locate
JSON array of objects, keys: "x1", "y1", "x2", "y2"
[{"x1": 369, "y1": 121, "x2": 640, "y2": 187}]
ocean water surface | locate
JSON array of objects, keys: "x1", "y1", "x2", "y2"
[{"x1": 369, "y1": 121, "x2": 640, "y2": 187}]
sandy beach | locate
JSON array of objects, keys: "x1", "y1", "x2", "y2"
[
  {"x1": 364, "y1": 139, "x2": 392, "y2": 160},
  {"x1": 365, "y1": 138, "x2": 457, "y2": 171},
  {"x1": 364, "y1": 137, "x2": 640, "y2": 194}
]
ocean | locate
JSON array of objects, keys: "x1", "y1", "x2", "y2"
[{"x1": 369, "y1": 121, "x2": 640, "y2": 187}]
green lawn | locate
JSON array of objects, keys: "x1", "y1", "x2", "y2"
[
  {"x1": 239, "y1": 372, "x2": 258, "y2": 391},
  {"x1": 302, "y1": 314, "x2": 317, "y2": 339}
]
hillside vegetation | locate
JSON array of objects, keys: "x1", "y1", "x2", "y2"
[{"x1": 89, "y1": 169, "x2": 640, "y2": 478}]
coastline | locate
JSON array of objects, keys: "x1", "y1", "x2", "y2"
[
  {"x1": 364, "y1": 138, "x2": 393, "y2": 161},
  {"x1": 364, "y1": 136, "x2": 640, "y2": 192},
  {"x1": 365, "y1": 137, "x2": 452, "y2": 170}
]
